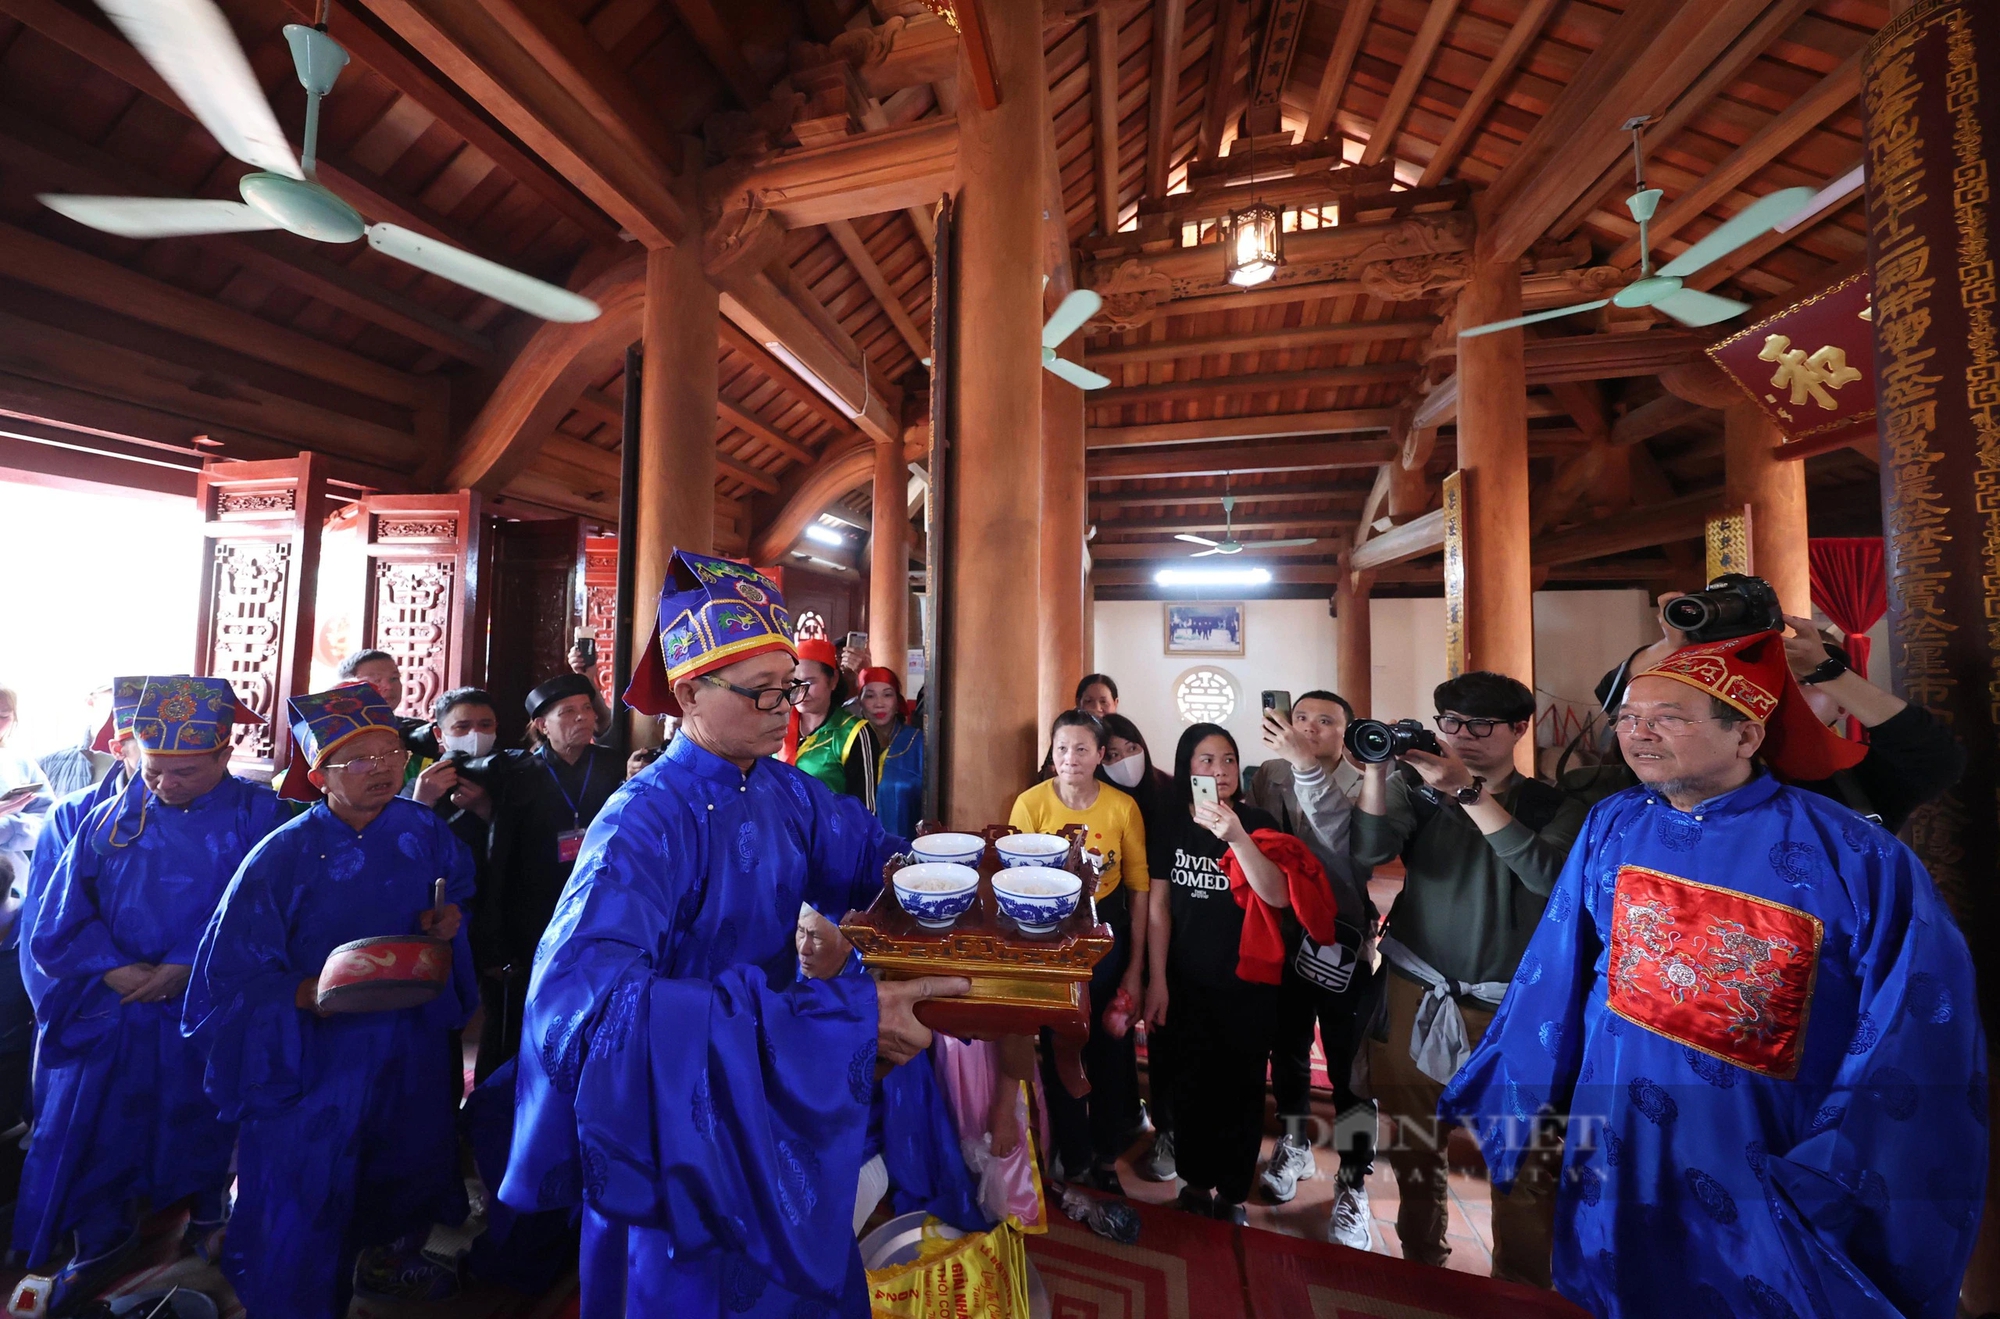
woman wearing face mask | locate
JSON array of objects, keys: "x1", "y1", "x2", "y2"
[
  {"x1": 1007, "y1": 710, "x2": 1150, "y2": 1193},
  {"x1": 844, "y1": 667, "x2": 923, "y2": 838},
  {"x1": 1152, "y1": 724, "x2": 1339, "y2": 1225},
  {"x1": 781, "y1": 637, "x2": 864, "y2": 795}
]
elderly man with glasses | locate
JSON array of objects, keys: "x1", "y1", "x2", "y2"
[
  {"x1": 1440, "y1": 629, "x2": 1983, "y2": 1319},
  {"x1": 1352, "y1": 670, "x2": 1588, "y2": 1283},
  {"x1": 501, "y1": 550, "x2": 967, "y2": 1319}
]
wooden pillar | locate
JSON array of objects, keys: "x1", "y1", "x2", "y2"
[
  {"x1": 1335, "y1": 558, "x2": 1374, "y2": 718},
  {"x1": 1037, "y1": 355, "x2": 1087, "y2": 753},
  {"x1": 1454, "y1": 261, "x2": 1534, "y2": 772},
  {"x1": 1861, "y1": 10, "x2": 2000, "y2": 1306},
  {"x1": 1723, "y1": 402, "x2": 1809, "y2": 616},
  {"x1": 945, "y1": 0, "x2": 1046, "y2": 825},
  {"x1": 632, "y1": 239, "x2": 718, "y2": 746},
  {"x1": 869, "y1": 434, "x2": 910, "y2": 686}
]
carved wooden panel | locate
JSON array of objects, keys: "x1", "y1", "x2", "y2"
[
  {"x1": 485, "y1": 517, "x2": 582, "y2": 744},
  {"x1": 582, "y1": 534, "x2": 618, "y2": 712},
  {"x1": 203, "y1": 540, "x2": 289, "y2": 762},
  {"x1": 370, "y1": 558, "x2": 454, "y2": 720}
]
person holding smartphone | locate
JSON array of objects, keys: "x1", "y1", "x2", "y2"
[{"x1": 1150, "y1": 723, "x2": 1335, "y2": 1226}]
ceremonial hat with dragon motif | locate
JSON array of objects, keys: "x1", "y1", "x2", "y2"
[
  {"x1": 277, "y1": 681, "x2": 401, "y2": 799},
  {"x1": 88, "y1": 675, "x2": 149, "y2": 753},
  {"x1": 1638, "y1": 630, "x2": 1867, "y2": 782},
  {"x1": 129, "y1": 675, "x2": 259, "y2": 757},
  {"x1": 624, "y1": 549, "x2": 795, "y2": 717}
]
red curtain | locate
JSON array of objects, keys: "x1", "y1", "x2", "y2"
[{"x1": 1808, "y1": 537, "x2": 1887, "y2": 742}]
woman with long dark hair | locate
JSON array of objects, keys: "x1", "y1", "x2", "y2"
[
  {"x1": 846, "y1": 667, "x2": 923, "y2": 839},
  {"x1": 1150, "y1": 723, "x2": 1338, "y2": 1224}
]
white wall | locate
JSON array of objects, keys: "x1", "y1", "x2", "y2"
[{"x1": 1090, "y1": 590, "x2": 1655, "y2": 764}]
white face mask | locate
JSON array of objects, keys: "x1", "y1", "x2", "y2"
[
  {"x1": 441, "y1": 729, "x2": 495, "y2": 758},
  {"x1": 1105, "y1": 756, "x2": 1147, "y2": 789}
]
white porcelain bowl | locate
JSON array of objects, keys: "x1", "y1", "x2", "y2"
[
  {"x1": 892, "y1": 862, "x2": 981, "y2": 928},
  {"x1": 909, "y1": 832, "x2": 986, "y2": 866},
  {"x1": 996, "y1": 832, "x2": 1071, "y2": 868},
  {"x1": 992, "y1": 866, "x2": 1082, "y2": 934}
]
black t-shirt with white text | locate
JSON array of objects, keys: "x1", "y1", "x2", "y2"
[{"x1": 1153, "y1": 802, "x2": 1281, "y2": 990}]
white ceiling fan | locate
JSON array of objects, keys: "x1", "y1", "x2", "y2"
[
  {"x1": 36, "y1": 0, "x2": 601, "y2": 323},
  {"x1": 1174, "y1": 493, "x2": 1318, "y2": 557},
  {"x1": 1042, "y1": 286, "x2": 1112, "y2": 390},
  {"x1": 1459, "y1": 117, "x2": 1814, "y2": 340}
]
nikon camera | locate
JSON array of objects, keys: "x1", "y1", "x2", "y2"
[
  {"x1": 1343, "y1": 717, "x2": 1444, "y2": 765},
  {"x1": 1661, "y1": 573, "x2": 1785, "y2": 645}
]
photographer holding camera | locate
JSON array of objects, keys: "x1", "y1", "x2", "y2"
[
  {"x1": 1590, "y1": 576, "x2": 1963, "y2": 831},
  {"x1": 1351, "y1": 671, "x2": 1585, "y2": 1285}
]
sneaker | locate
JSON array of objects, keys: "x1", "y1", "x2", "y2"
[
  {"x1": 1257, "y1": 1133, "x2": 1319, "y2": 1203},
  {"x1": 1175, "y1": 1186, "x2": 1215, "y2": 1218},
  {"x1": 1328, "y1": 1179, "x2": 1374, "y2": 1251},
  {"x1": 1084, "y1": 1164, "x2": 1127, "y2": 1198},
  {"x1": 1213, "y1": 1199, "x2": 1249, "y2": 1226},
  {"x1": 1142, "y1": 1130, "x2": 1177, "y2": 1183}
]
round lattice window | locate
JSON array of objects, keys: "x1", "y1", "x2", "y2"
[{"x1": 1174, "y1": 667, "x2": 1239, "y2": 725}]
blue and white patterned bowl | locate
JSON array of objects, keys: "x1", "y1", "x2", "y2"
[
  {"x1": 992, "y1": 866, "x2": 1082, "y2": 934},
  {"x1": 909, "y1": 832, "x2": 986, "y2": 866},
  {"x1": 892, "y1": 862, "x2": 981, "y2": 928},
  {"x1": 996, "y1": 832, "x2": 1071, "y2": 868}
]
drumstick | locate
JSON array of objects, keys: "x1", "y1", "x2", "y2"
[
  {"x1": 431, "y1": 877, "x2": 446, "y2": 934},
  {"x1": 139, "y1": 1287, "x2": 180, "y2": 1319}
]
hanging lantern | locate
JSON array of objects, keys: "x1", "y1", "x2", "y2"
[{"x1": 1224, "y1": 201, "x2": 1283, "y2": 287}]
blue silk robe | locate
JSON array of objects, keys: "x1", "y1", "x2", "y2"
[
  {"x1": 1439, "y1": 773, "x2": 1985, "y2": 1319},
  {"x1": 183, "y1": 795, "x2": 477, "y2": 1319},
  {"x1": 871, "y1": 724, "x2": 924, "y2": 841},
  {"x1": 499, "y1": 735, "x2": 902, "y2": 1319},
  {"x1": 18, "y1": 774, "x2": 287, "y2": 1267}
]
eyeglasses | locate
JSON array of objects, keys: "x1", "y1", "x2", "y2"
[
  {"x1": 1434, "y1": 715, "x2": 1505, "y2": 738},
  {"x1": 1612, "y1": 714, "x2": 1713, "y2": 736},
  {"x1": 703, "y1": 675, "x2": 809, "y2": 712},
  {"x1": 325, "y1": 748, "x2": 413, "y2": 776}
]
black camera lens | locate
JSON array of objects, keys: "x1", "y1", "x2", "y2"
[
  {"x1": 1661, "y1": 594, "x2": 1716, "y2": 632},
  {"x1": 1346, "y1": 719, "x2": 1398, "y2": 763}
]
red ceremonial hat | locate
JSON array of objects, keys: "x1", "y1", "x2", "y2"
[
  {"x1": 857, "y1": 666, "x2": 902, "y2": 694},
  {"x1": 796, "y1": 637, "x2": 841, "y2": 671},
  {"x1": 1637, "y1": 631, "x2": 1867, "y2": 782}
]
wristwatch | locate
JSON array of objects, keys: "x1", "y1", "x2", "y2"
[
  {"x1": 1800, "y1": 655, "x2": 1849, "y2": 685},
  {"x1": 1451, "y1": 776, "x2": 1486, "y2": 805}
]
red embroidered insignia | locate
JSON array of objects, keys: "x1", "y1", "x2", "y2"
[{"x1": 1607, "y1": 865, "x2": 1822, "y2": 1079}]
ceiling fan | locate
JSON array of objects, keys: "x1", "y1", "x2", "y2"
[
  {"x1": 1042, "y1": 286, "x2": 1112, "y2": 390},
  {"x1": 1458, "y1": 117, "x2": 1814, "y2": 340},
  {"x1": 1174, "y1": 493, "x2": 1318, "y2": 557},
  {"x1": 35, "y1": 0, "x2": 601, "y2": 323}
]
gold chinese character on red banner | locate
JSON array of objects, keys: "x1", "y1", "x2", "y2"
[
  {"x1": 1706, "y1": 271, "x2": 1876, "y2": 446},
  {"x1": 1757, "y1": 336, "x2": 1864, "y2": 411}
]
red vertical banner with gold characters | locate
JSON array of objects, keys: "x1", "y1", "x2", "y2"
[
  {"x1": 1706, "y1": 272, "x2": 1877, "y2": 447},
  {"x1": 1863, "y1": 0, "x2": 2000, "y2": 978}
]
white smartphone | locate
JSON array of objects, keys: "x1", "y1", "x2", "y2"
[{"x1": 1190, "y1": 775, "x2": 1219, "y2": 808}]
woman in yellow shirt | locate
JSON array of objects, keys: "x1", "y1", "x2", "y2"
[{"x1": 1008, "y1": 709, "x2": 1150, "y2": 1193}]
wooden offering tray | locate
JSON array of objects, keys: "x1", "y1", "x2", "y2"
[{"x1": 841, "y1": 824, "x2": 1113, "y2": 1043}]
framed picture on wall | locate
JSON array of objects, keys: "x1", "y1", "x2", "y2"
[{"x1": 1164, "y1": 602, "x2": 1245, "y2": 656}]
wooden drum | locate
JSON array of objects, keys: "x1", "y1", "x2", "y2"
[{"x1": 315, "y1": 935, "x2": 451, "y2": 1014}]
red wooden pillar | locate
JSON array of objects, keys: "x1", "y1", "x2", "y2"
[{"x1": 194, "y1": 455, "x2": 329, "y2": 779}]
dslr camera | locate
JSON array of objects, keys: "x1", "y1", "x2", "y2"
[
  {"x1": 1661, "y1": 573, "x2": 1785, "y2": 645},
  {"x1": 1344, "y1": 717, "x2": 1444, "y2": 765}
]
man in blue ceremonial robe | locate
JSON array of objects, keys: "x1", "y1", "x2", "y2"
[
  {"x1": 19, "y1": 676, "x2": 287, "y2": 1304},
  {"x1": 500, "y1": 549, "x2": 968, "y2": 1319},
  {"x1": 185, "y1": 682, "x2": 475, "y2": 1319},
  {"x1": 1440, "y1": 631, "x2": 1985, "y2": 1319}
]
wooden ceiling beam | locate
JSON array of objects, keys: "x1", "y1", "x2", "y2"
[
  {"x1": 750, "y1": 431, "x2": 876, "y2": 562},
  {"x1": 1087, "y1": 318, "x2": 1437, "y2": 365},
  {"x1": 1609, "y1": 50, "x2": 1864, "y2": 269},
  {"x1": 1143, "y1": 0, "x2": 1187, "y2": 201},
  {"x1": 0, "y1": 220, "x2": 434, "y2": 414},
  {"x1": 1088, "y1": 437, "x2": 1398, "y2": 478},
  {"x1": 1612, "y1": 393, "x2": 1711, "y2": 446},
  {"x1": 717, "y1": 271, "x2": 901, "y2": 446},
  {"x1": 1360, "y1": 0, "x2": 1460, "y2": 168},
  {"x1": 824, "y1": 219, "x2": 929, "y2": 359},
  {"x1": 360, "y1": 0, "x2": 686, "y2": 247},
  {"x1": 0, "y1": 110, "x2": 496, "y2": 366},
  {"x1": 1090, "y1": 8, "x2": 1123, "y2": 235},
  {"x1": 1099, "y1": 512, "x2": 1355, "y2": 536},
  {"x1": 1089, "y1": 478, "x2": 1368, "y2": 508},
  {"x1": 1548, "y1": 0, "x2": 1823, "y2": 240},
  {"x1": 1474, "y1": 1, "x2": 1771, "y2": 265},
  {"x1": 1533, "y1": 488, "x2": 1726, "y2": 567},
  {"x1": 1305, "y1": 0, "x2": 1373, "y2": 146},
  {"x1": 736, "y1": 119, "x2": 959, "y2": 229},
  {"x1": 665, "y1": 0, "x2": 764, "y2": 108},
  {"x1": 718, "y1": 395, "x2": 816, "y2": 466},
  {"x1": 718, "y1": 321, "x2": 854, "y2": 435},
  {"x1": 717, "y1": 450, "x2": 781, "y2": 493},
  {"x1": 1088, "y1": 407, "x2": 1398, "y2": 448},
  {"x1": 1089, "y1": 365, "x2": 1415, "y2": 408},
  {"x1": 1351, "y1": 505, "x2": 1444, "y2": 571},
  {"x1": 1195, "y1": 0, "x2": 1251, "y2": 164},
  {"x1": 278, "y1": 0, "x2": 617, "y2": 243},
  {"x1": 1416, "y1": 0, "x2": 1560, "y2": 187},
  {"x1": 1081, "y1": 211, "x2": 1472, "y2": 287}
]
